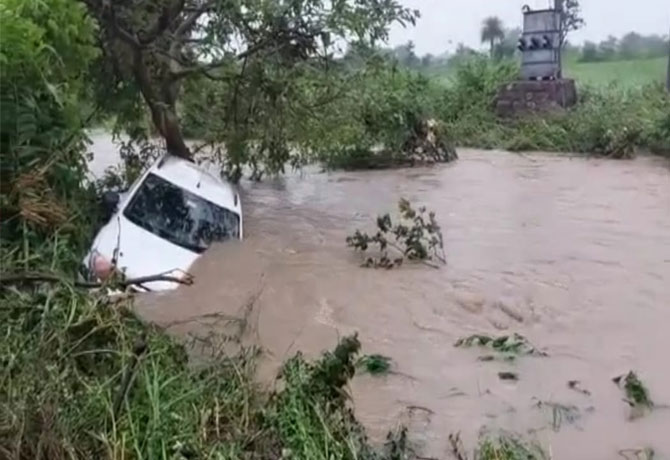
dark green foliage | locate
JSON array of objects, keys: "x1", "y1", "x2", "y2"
[
  {"x1": 0, "y1": 0, "x2": 100, "y2": 258},
  {"x1": 454, "y1": 333, "x2": 547, "y2": 357},
  {"x1": 357, "y1": 354, "x2": 393, "y2": 376},
  {"x1": 613, "y1": 371, "x2": 654, "y2": 414},
  {"x1": 271, "y1": 335, "x2": 413, "y2": 460},
  {"x1": 346, "y1": 199, "x2": 446, "y2": 268}
]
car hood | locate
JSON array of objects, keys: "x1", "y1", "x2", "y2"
[{"x1": 90, "y1": 215, "x2": 199, "y2": 291}]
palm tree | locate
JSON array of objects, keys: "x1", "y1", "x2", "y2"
[{"x1": 481, "y1": 16, "x2": 505, "y2": 58}]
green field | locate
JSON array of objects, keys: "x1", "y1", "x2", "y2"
[
  {"x1": 564, "y1": 56, "x2": 667, "y2": 87},
  {"x1": 429, "y1": 56, "x2": 667, "y2": 88}
]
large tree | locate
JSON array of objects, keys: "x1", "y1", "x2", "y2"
[
  {"x1": 480, "y1": 16, "x2": 504, "y2": 58},
  {"x1": 81, "y1": 0, "x2": 417, "y2": 161}
]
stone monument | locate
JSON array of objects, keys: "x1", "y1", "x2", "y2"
[{"x1": 495, "y1": 3, "x2": 577, "y2": 117}]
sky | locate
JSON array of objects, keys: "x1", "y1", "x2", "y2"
[{"x1": 388, "y1": 0, "x2": 670, "y2": 55}]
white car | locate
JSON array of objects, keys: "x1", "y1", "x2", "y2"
[{"x1": 83, "y1": 154, "x2": 243, "y2": 291}]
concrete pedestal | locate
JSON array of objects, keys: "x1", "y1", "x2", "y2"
[{"x1": 495, "y1": 79, "x2": 577, "y2": 117}]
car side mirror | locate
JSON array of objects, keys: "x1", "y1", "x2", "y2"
[{"x1": 101, "y1": 191, "x2": 120, "y2": 219}]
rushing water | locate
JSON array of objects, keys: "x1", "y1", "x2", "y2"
[{"x1": 91, "y1": 133, "x2": 670, "y2": 459}]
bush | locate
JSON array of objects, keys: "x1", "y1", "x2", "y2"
[
  {"x1": 435, "y1": 59, "x2": 670, "y2": 158},
  {"x1": 0, "y1": 0, "x2": 99, "y2": 252}
]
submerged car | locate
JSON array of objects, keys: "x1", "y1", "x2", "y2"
[{"x1": 83, "y1": 154, "x2": 242, "y2": 291}]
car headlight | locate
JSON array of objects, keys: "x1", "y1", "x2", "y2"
[{"x1": 88, "y1": 250, "x2": 114, "y2": 281}]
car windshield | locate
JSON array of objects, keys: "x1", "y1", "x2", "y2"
[{"x1": 123, "y1": 173, "x2": 239, "y2": 253}]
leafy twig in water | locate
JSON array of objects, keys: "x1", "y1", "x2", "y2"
[
  {"x1": 613, "y1": 371, "x2": 653, "y2": 416},
  {"x1": 347, "y1": 198, "x2": 446, "y2": 269}
]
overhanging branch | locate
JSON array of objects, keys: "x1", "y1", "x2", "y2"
[{"x1": 174, "y1": 0, "x2": 215, "y2": 38}]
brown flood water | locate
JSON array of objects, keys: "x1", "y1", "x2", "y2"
[{"x1": 136, "y1": 149, "x2": 670, "y2": 459}]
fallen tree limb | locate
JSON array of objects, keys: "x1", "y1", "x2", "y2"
[{"x1": 0, "y1": 272, "x2": 194, "y2": 289}]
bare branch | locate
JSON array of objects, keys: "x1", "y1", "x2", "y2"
[
  {"x1": 0, "y1": 272, "x2": 194, "y2": 289},
  {"x1": 174, "y1": 0, "x2": 215, "y2": 38}
]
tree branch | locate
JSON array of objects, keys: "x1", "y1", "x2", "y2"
[
  {"x1": 140, "y1": 0, "x2": 186, "y2": 45},
  {"x1": 174, "y1": 0, "x2": 214, "y2": 38},
  {"x1": 0, "y1": 272, "x2": 194, "y2": 289},
  {"x1": 106, "y1": 3, "x2": 141, "y2": 49},
  {"x1": 170, "y1": 58, "x2": 232, "y2": 80}
]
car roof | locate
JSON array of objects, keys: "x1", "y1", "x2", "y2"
[{"x1": 149, "y1": 155, "x2": 240, "y2": 212}]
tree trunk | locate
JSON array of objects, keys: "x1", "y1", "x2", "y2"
[
  {"x1": 131, "y1": 49, "x2": 192, "y2": 160},
  {"x1": 490, "y1": 39, "x2": 495, "y2": 58},
  {"x1": 148, "y1": 103, "x2": 192, "y2": 160},
  {"x1": 666, "y1": 28, "x2": 670, "y2": 92}
]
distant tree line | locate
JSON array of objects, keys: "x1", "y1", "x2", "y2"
[
  {"x1": 579, "y1": 33, "x2": 669, "y2": 62},
  {"x1": 374, "y1": 30, "x2": 668, "y2": 75}
]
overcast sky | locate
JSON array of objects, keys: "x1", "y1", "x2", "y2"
[{"x1": 388, "y1": 0, "x2": 670, "y2": 55}]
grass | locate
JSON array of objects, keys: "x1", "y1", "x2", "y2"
[
  {"x1": 427, "y1": 55, "x2": 667, "y2": 89},
  {"x1": 476, "y1": 434, "x2": 548, "y2": 460},
  {"x1": 564, "y1": 56, "x2": 667, "y2": 88}
]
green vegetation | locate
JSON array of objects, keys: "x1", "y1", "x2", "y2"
[
  {"x1": 449, "y1": 432, "x2": 548, "y2": 460},
  {"x1": 613, "y1": 371, "x2": 654, "y2": 416},
  {"x1": 346, "y1": 199, "x2": 446, "y2": 269},
  {"x1": 0, "y1": 276, "x2": 411, "y2": 459},
  {"x1": 1, "y1": 1, "x2": 668, "y2": 459},
  {"x1": 437, "y1": 58, "x2": 670, "y2": 157},
  {"x1": 424, "y1": 55, "x2": 667, "y2": 89},
  {"x1": 357, "y1": 355, "x2": 393, "y2": 376},
  {"x1": 565, "y1": 55, "x2": 667, "y2": 87},
  {"x1": 578, "y1": 32, "x2": 668, "y2": 63},
  {"x1": 476, "y1": 434, "x2": 548, "y2": 460}
]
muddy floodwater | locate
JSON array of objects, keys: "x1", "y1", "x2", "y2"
[{"x1": 91, "y1": 134, "x2": 670, "y2": 459}]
